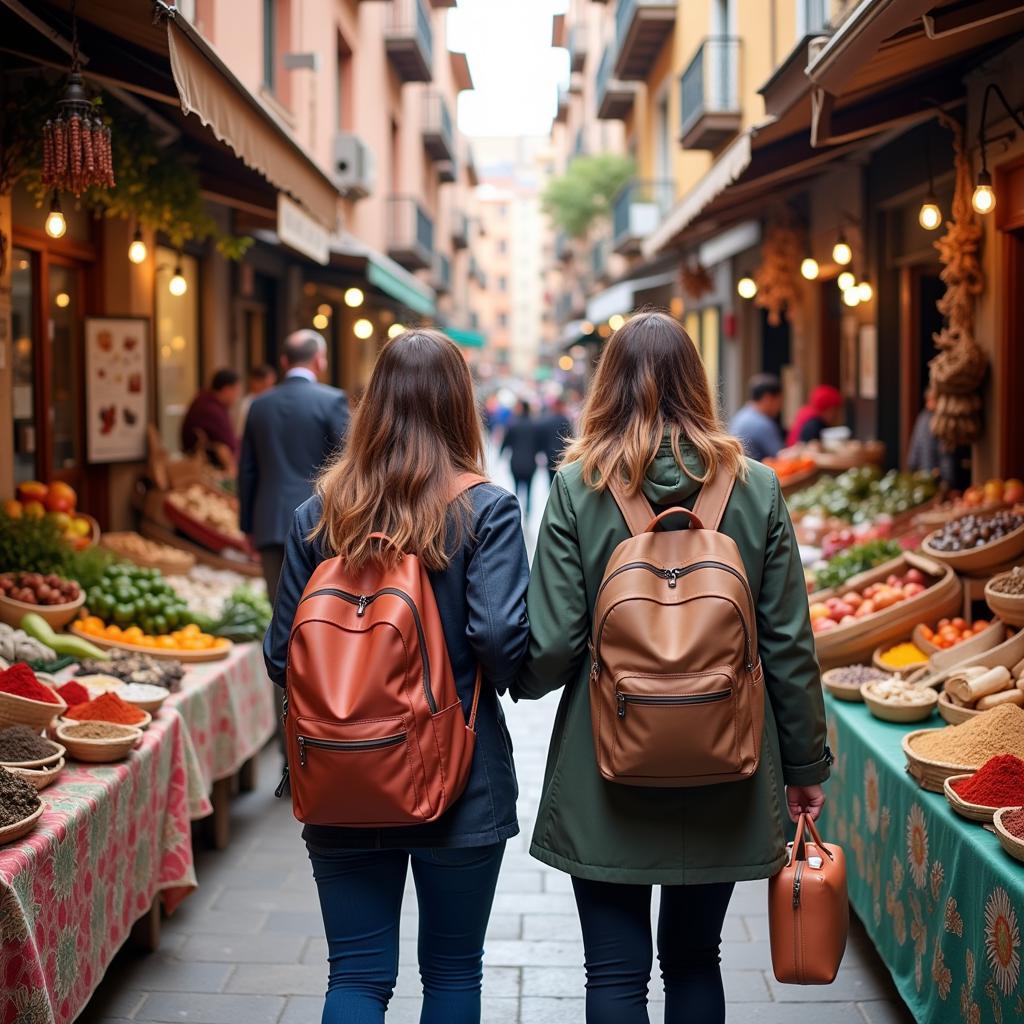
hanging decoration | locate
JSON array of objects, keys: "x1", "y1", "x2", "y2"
[
  {"x1": 40, "y1": 0, "x2": 115, "y2": 197},
  {"x1": 680, "y1": 262, "x2": 712, "y2": 301},
  {"x1": 927, "y1": 114, "x2": 988, "y2": 451},
  {"x1": 754, "y1": 214, "x2": 805, "y2": 326}
]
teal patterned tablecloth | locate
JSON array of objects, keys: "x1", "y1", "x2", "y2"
[{"x1": 821, "y1": 695, "x2": 1024, "y2": 1024}]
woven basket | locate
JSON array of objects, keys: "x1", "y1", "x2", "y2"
[
  {"x1": 921, "y1": 520, "x2": 1024, "y2": 577},
  {"x1": 0, "y1": 589, "x2": 85, "y2": 630},
  {"x1": 100, "y1": 531, "x2": 195, "y2": 575},
  {"x1": 937, "y1": 691, "x2": 985, "y2": 725},
  {"x1": 993, "y1": 807, "x2": 1024, "y2": 864},
  {"x1": 0, "y1": 737, "x2": 65, "y2": 770},
  {"x1": 943, "y1": 774, "x2": 999, "y2": 823},
  {"x1": 902, "y1": 729, "x2": 974, "y2": 793},
  {"x1": 61, "y1": 708, "x2": 151, "y2": 732},
  {"x1": 56, "y1": 722, "x2": 142, "y2": 763},
  {"x1": 0, "y1": 688, "x2": 67, "y2": 731},
  {"x1": 0, "y1": 803, "x2": 43, "y2": 846},
  {"x1": 7, "y1": 757, "x2": 64, "y2": 791},
  {"x1": 985, "y1": 574, "x2": 1024, "y2": 628},
  {"x1": 914, "y1": 628, "x2": 1024, "y2": 691}
]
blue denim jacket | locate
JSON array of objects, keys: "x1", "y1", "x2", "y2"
[{"x1": 264, "y1": 483, "x2": 530, "y2": 848}]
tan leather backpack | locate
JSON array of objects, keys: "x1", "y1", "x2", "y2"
[
  {"x1": 283, "y1": 474, "x2": 486, "y2": 827},
  {"x1": 591, "y1": 469, "x2": 764, "y2": 787}
]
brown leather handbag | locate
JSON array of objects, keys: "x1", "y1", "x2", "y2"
[
  {"x1": 769, "y1": 813, "x2": 848, "y2": 985},
  {"x1": 592, "y1": 469, "x2": 764, "y2": 787}
]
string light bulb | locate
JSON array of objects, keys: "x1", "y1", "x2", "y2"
[
  {"x1": 837, "y1": 271, "x2": 855, "y2": 292},
  {"x1": 800, "y1": 258, "x2": 819, "y2": 281},
  {"x1": 608, "y1": 314, "x2": 625, "y2": 331},
  {"x1": 343, "y1": 287, "x2": 364, "y2": 308},
  {"x1": 580, "y1": 320, "x2": 595, "y2": 335},
  {"x1": 918, "y1": 198, "x2": 942, "y2": 231},
  {"x1": 843, "y1": 287, "x2": 860, "y2": 308},
  {"x1": 857, "y1": 281, "x2": 873, "y2": 303},
  {"x1": 972, "y1": 169, "x2": 996, "y2": 215},
  {"x1": 388, "y1": 323, "x2": 406, "y2": 339},
  {"x1": 737, "y1": 275, "x2": 757, "y2": 299},
  {"x1": 128, "y1": 228, "x2": 147, "y2": 264},
  {"x1": 558, "y1": 355, "x2": 574, "y2": 371},
  {"x1": 168, "y1": 262, "x2": 188, "y2": 297},
  {"x1": 353, "y1": 318, "x2": 374, "y2": 340},
  {"x1": 44, "y1": 192, "x2": 66, "y2": 238},
  {"x1": 832, "y1": 235, "x2": 852, "y2": 266},
  {"x1": 312, "y1": 313, "x2": 329, "y2": 330}
]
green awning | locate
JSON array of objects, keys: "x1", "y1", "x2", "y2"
[
  {"x1": 367, "y1": 258, "x2": 435, "y2": 317},
  {"x1": 446, "y1": 326, "x2": 486, "y2": 349}
]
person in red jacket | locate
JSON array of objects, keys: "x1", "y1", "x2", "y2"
[{"x1": 786, "y1": 384, "x2": 844, "y2": 447}]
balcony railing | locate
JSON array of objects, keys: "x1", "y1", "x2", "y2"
[
  {"x1": 597, "y1": 47, "x2": 637, "y2": 120},
  {"x1": 568, "y1": 24, "x2": 586, "y2": 72},
  {"x1": 614, "y1": 0, "x2": 676, "y2": 81},
  {"x1": 432, "y1": 252, "x2": 451, "y2": 294},
  {"x1": 387, "y1": 195, "x2": 434, "y2": 270},
  {"x1": 612, "y1": 179, "x2": 674, "y2": 254},
  {"x1": 385, "y1": 0, "x2": 433, "y2": 83},
  {"x1": 422, "y1": 90, "x2": 455, "y2": 161},
  {"x1": 438, "y1": 158, "x2": 457, "y2": 184},
  {"x1": 451, "y1": 210, "x2": 468, "y2": 249},
  {"x1": 679, "y1": 37, "x2": 741, "y2": 150}
]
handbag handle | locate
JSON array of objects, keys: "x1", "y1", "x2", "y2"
[
  {"x1": 644, "y1": 507, "x2": 705, "y2": 533},
  {"x1": 790, "y1": 813, "x2": 835, "y2": 863}
]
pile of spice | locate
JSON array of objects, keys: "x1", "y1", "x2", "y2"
[
  {"x1": 55, "y1": 680, "x2": 90, "y2": 707},
  {"x1": 827, "y1": 666, "x2": 892, "y2": 686},
  {"x1": 62, "y1": 721, "x2": 135, "y2": 740},
  {"x1": 64, "y1": 691, "x2": 147, "y2": 726},
  {"x1": 0, "y1": 663, "x2": 59, "y2": 703},
  {"x1": 909, "y1": 704, "x2": 1024, "y2": 768},
  {"x1": 951, "y1": 754, "x2": 1024, "y2": 807},
  {"x1": 990, "y1": 566, "x2": 1024, "y2": 595},
  {"x1": 0, "y1": 725, "x2": 58, "y2": 763},
  {"x1": 864, "y1": 678, "x2": 935, "y2": 706},
  {"x1": 117, "y1": 683, "x2": 169, "y2": 704},
  {"x1": 878, "y1": 642, "x2": 928, "y2": 669},
  {"x1": 0, "y1": 765, "x2": 41, "y2": 828},
  {"x1": 1000, "y1": 806, "x2": 1024, "y2": 840}
]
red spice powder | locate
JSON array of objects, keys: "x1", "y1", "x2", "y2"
[
  {"x1": 951, "y1": 754, "x2": 1024, "y2": 807},
  {"x1": 65, "y1": 691, "x2": 146, "y2": 725},
  {"x1": 56, "y1": 680, "x2": 90, "y2": 707},
  {"x1": 0, "y1": 663, "x2": 59, "y2": 704}
]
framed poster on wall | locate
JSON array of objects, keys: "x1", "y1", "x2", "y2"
[{"x1": 84, "y1": 317, "x2": 150, "y2": 463}]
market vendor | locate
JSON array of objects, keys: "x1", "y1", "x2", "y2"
[
  {"x1": 181, "y1": 369, "x2": 242, "y2": 470},
  {"x1": 728, "y1": 373, "x2": 785, "y2": 461},
  {"x1": 787, "y1": 384, "x2": 844, "y2": 446},
  {"x1": 906, "y1": 387, "x2": 969, "y2": 489}
]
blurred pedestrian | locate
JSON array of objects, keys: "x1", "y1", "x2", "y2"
[
  {"x1": 907, "y1": 387, "x2": 968, "y2": 489},
  {"x1": 728, "y1": 374, "x2": 784, "y2": 461},
  {"x1": 502, "y1": 400, "x2": 542, "y2": 514},
  {"x1": 538, "y1": 397, "x2": 574, "y2": 481},
  {"x1": 786, "y1": 384, "x2": 844, "y2": 446},
  {"x1": 181, "y1": 368, "x2": 242, "y2": 469},
  {"x1": 263, "y1": 329, "x2": 529, "y2": 1024},
  {"x1": 235, "y1": 363, "x2": 277, "y2": 437}
]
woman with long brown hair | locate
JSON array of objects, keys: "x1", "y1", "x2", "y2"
[
  {"x1": 264, "y1": 330, "x2": 529, "y2": 1024},
  {"x1": 513, "y1": 312, "x2": 830, "y2": 1024}
]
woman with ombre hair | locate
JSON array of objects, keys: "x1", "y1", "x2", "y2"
[{"x1": 514, "y1": 311, "x2": 830, "y2": 1024}]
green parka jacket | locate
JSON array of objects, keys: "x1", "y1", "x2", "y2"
[{"x1": 512, "y1": 442, "x2": 831, "y2": 885}]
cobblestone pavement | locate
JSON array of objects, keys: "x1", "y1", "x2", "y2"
[{"x1": 77, "y1": 464, "x2": 916, "y2": 1023}]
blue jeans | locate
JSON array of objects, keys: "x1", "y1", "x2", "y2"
[
  {"x1": 571, "y1": 876, "x2": 735, "y2": 1024},
  {"x1": 306, "y1": 842, "x2": 506, "y2": 1024}
]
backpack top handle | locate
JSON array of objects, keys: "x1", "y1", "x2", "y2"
[
  {"x1": 644, "y1": 507, "x2": 705, "y2": 533},
  {"x1": 608, "y1": 467, "x2": 736, "y2": 538}
]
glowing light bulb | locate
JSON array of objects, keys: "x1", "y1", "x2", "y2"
[
  {"x1": 388, "y1": 323, "x2": 406, "y2": 339},
  {"x1": 168, "y1": 266, "x2": 188, "y2": 297},
  {"x1": 737, "y1": 276, "x2": 757, "y2": 299},
  {"x1": 45, "y1": 193, "x2": 66, "y2": 239},
  {"x1": 837, "y1": 271, "x2": 856, "y2": 292},
  {"x1": 857, "y1": 281, "x2": 873, "y2": 303},
  {"x1": 312, "y1": 313, "x2": 329, "y2": 330},
  {"x1": 580, "y1": 320, "x2": 594, "y2": 335},
  {"x1": 54, "y1": 292, "x2": 70, "y2": 308},
  {"x1": 128, "y1": 229, "x2": 147, "y2": 264},
  {"x1": 832, "y1": 240, "x2": 852, "y2": 266},
  {"x1": 843, "y1": 287, "x2": 860, "y2": 308},
  {"x1": 558, "y1": 355, "x2": 574, "y2": 371},
  {"x1": 972, "y1": 174, "x2": 996, "y2": 215},
  {"x1": 343, "y1": 287, "x2": 365, "y2": 308},
  {"x1": 608, "y1": 313, "x2": 625, "y2": 331},
  {"x1": 918, "y1": 200, "x2": 942, "y2": 231},
  {"x1": 317, "y1": 303, "x2": 332, "y2": 316},
  {"x1": 353, "y1": 318, "x2": 374, "y2": 340},
  {"x1": 800, "y1": 258, "x2": 819, "y2": 281}
]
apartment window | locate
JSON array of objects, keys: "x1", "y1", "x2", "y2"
[
  {"x1": 498, "y1": 275, "x2": 508, "y2": 292},
  {"x1": 263, "y1": 0, "x2": 276, "y2": 91},
  {"x1": 798, "y1": 0, "x2": 829, "y2": 34},
  {"x1": 336, "y1": 32, "x2": 354, "y2": 130}
]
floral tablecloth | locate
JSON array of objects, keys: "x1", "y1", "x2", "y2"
[
  {"x1": 0, "y1": 712, "x2": 196, "y2": 1024},
  {"x1": 165, "y1": 641, "x2": 276, "y2": 818},
  {"x1": 821, "y1": 695, "x2": 1024, "y2": 1024}
]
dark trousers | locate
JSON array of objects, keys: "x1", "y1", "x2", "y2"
[
  {"x1": 306, "y1": 842, "x2": 506, "y2": 1024},
  {"x1": 513, "y1": 475, "x2": 533, "y2": 516},
  {"x1": 571, "y1": 876, "x2": 735, "y2": 1024},
  {"x1": 260, "y1": 544, "x2": 286, "y2": 751}
]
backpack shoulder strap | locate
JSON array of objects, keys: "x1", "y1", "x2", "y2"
[
  {"x1": 449, "y1": 472, "x2": 488, "y2": 502},
  {"x1": 692, "y1": 469, "x2": 736, "y2": 532},
  {"x1": 606, "y1": 476, "x2": 655, "y2": 537}
]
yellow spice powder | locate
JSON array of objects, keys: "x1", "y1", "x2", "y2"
[{"x1": 910, "y1": 704, "x2": 1024, "y2": 767}]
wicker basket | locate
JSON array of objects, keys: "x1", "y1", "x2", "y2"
[
  {"x1": 0, "y1": 688, "x2": 67, "y2": 731},
  {"x1": 61, "y1": 708, "x2": 151, "y2": 732},
  {"x1": 921, "y1": 520, "x2": 1024, "y2": 577},
  {"x1": 902, "y1": 729, "x2": 974, "y2": 793},
  {"x1": 943, "y1": 774, "x2": 999, "y2": 823},
  {"x1": 914, "y1": 627, "x2": 1024, "y2": 691},
  {"x1": 861, "y1": 684, "x2": 937, "y2": 723},
  {"x1": 0, "y1": 737, "x2": 65, "y2": 770},
  {"x1": 985, "y1": 573, "x2": 1024, "y2": 628},
  {"x1": 100, "y1": 532, "x2": 195, "y2": 575},
  {"x1": 0, "y1": 589, "x2": 85, "y2": 630},
  {"x1": 937, "y1": 691, "x2": 985, "y2": 725},
  {"x1": 0, "y1": 802, "x2": 44, "y2": 846},
  {"x1": 7, "y1": 757, "x2": 64, "y2": 791},
  {"x1": 993, "y1": 807, "x2": 1024, "y2": 864},
  {"x1": 55, "y1": 722, "x2": 142, "y2": 763}
]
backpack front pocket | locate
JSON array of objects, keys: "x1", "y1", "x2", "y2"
[{"x1": 610, "y1": 670, "x2": 740, "y2": 782}]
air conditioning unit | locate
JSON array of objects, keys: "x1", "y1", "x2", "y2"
[{"x1": 333, "y1": 133, "x2": 375, "y2": 200}]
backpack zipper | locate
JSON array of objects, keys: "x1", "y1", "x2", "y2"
[
  {"x1": 596, "y1": 561, "x2": 755, "y2": 671},
  {"x1": 299, "y1": 586, "x2": 437, "y2": 714},
  {"x1": 297, "y1": 731, "x2": 407, "y2": 768},
  {"x1": 616, "y1": 687, "x2": 732, "y2": 719}
]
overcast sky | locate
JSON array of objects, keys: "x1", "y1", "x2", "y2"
[{"x1": 449, "y1": 0, "x2": 568, "y2": 137}]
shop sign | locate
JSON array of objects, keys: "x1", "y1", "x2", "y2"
[
  {"x1": 277, "y1": 194, "x2": 330, "y2": 265},
  {"x1": 85, "y1": 317, "x2": 150, "y2": 463}
]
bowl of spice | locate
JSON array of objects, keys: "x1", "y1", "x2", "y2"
[
  {"x1": 874, "y1": 641, "x2": 930, "y2": 674},
  {"x1": 5, "y1": 757, "x2": 64, "y2": 792},
  {"x1": 822, "y1": 665, "x2": 893, "y2": 702},
  {"x1": 62, "y1": 691, "x2": 150, "y2": 731},
  {"x1": 904, "y1": 704, "x2": 1024, "y2": 792},
  {"x1": 55, "y1": 679, "x2": 91, "y2": 709},
  {"x1": 115, "y1": 683, "x2": 170, "y2": 715},
  {"x1": 0, "y1": 724, "x2": 64, "y2": 769},
  {"x1": 861, "y1": 677, "x2": 938, "y2": 723},
  {"x1": 944, "y1": 754, "x2": 1024, "y2": 823},
  {"x1": 55, "y1": 720, "x2": 143, "y2": 763},
  {"x1": 985, "y1": 567, "x2": 1024, "y2": 627},
  {"x1": 993, "y1": 806, "x2": 1024, "y2": 864},
  {"x1": 0, "y1": 663, "x2": 67, "y2": 730},
  {"x1": 0, "y1": 765, "x2": 43, "y2": 845}
]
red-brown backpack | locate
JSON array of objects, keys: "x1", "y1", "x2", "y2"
[{"x1": 283, "y1": 474, "x2": 486, "y2": 827}]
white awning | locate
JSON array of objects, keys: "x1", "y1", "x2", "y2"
[{"x1": 586, "y1": 271, "x2": 677, "y2": 323}]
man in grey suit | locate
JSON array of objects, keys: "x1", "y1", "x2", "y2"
[{"x1": 239, "y1": 330, "x2": 350, "y2": 603}]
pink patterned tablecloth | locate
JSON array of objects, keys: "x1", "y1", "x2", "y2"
[{"x1": 0, "y1": 711, "x2": 196, "y2": 1024}]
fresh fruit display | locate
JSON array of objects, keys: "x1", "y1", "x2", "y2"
[
  {"x1": 20, "y1": 612, "x2": 107, "y2": 660},
  {"x1": 0, "y1": 623, "x2": 56, "y2": 663},
  {"x1": 763, "y1": 455, "x2": 816, "y2": 481},
  {"x1": 0, "y1": 572, "x2": 81, "y2": 606},
  {"x1": 165, "y1": 565, "x2": 261, "y2": 620},
  {"x1": 207, "y1": 587, "x2": 272, "y2": 642},
  {"x1": 876, "y1": 642, "x2": 929, "y2": 669},
  {"x1": 811, "y1": 539, "x2": 903, "y2": 593},
  {"x1": 809, "y1": 566, "x2": 932, "y2": 633},
  {"x1": 924, "y1": 509, "x2": 1024, "y2": 553},
  {"x1": 962, "y1": 478, "x2": 1024, "y2": 507},
  {"x1": 918, "y1": 617, "x2": 992, "y2": 650},
  {"x1": 788, "y1": 466, "x2": 938, "y2": 524},
  {"x1": 0, "y1": 511, "x2": 113, "y2": 588},
  {"x1": 75, "y1": 617, "x2": 229, "y2": 653},
  {"x1": 5, "y1": 482, "x2": 95, "y2": 549},
  {"x1": 85, "y1": 563, "x2": 191, "y2": 636},
  {"x1": 166, "y1": 484, "x2": 244, "y2": 543},
  {"x1": 818, "y1": 522, "x2": 897, "y2": 560},
  {"x1": 75, "y1": 650, "x2": 185, "y2": 691}
]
